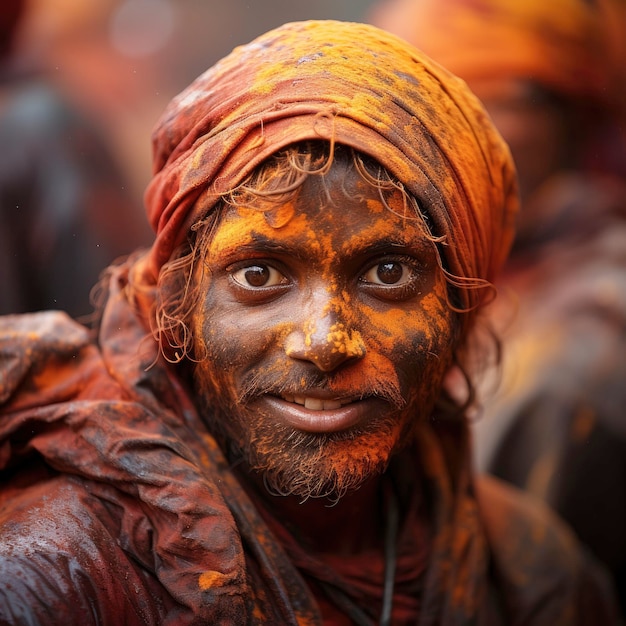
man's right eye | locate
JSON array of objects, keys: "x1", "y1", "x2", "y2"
[{"x1": 231, "y1": 264, "x2": 288, "y2": 288}]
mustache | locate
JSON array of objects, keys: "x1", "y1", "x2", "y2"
[{"x1": 237, "y1": 366, "x2": 406, "y2": 410}]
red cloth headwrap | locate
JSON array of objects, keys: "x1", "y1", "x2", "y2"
[{"x1": 141, "y1": 20, "x2": 518, "y2": 315}]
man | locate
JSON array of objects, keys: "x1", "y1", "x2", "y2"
[
  {"x1": 371, "y1": 0, "x2": 626, "y2": 611},
  {"x1": 0, "y1": 20, "x2": 618, "y2": 625}
]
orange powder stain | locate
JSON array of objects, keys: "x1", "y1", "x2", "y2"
[
  {"x1": 198, "y1": 570, "x2": 233, "y2": 590},
  {"x1": 367, "y1": 307, "x2": 409, "y2": 349},
  {"x1": 207, "y1": 205, "x2": 313, "y2": 259},
  {"x1": 420, "y1": 290, "x2": 452, "y2": 334},
  {"x1": 265, "y1": 201, "x2": 295, "y2": 228},
  {"x1": 326, "y1": 323, "x2": 365, "y2": 358},
  {"x1": 366, "y1": 198, "x2": 385, "y2": 214},
  {"x1": 330, "y1": 351, "x2": 400, "y2": 397},
  {"x1": 303, "y1": 319, "x2": 316, "y2": 348},
  {"x1": 357, "y1": 302, "x2": 433, "y2": 355},
  {"x1": 340, "y1": 216, "x2": 422, "y2": 257},
  {"x1": 252, "y1": 605, "x2": 265, "y2": 621},
  {"x1": 31, "y1": 356, "x2": 85, "y2": 396},
  {"x1": 306, "y1": 228, "x2": 322, "y2": 254},
  {"x1": 311, "y1": 231, "x2": 337, "y2": 270}
]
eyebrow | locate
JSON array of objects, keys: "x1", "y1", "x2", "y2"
[
  {"x1": 215, "y1": 233, "x2": 431, "y2": 263},
  {"x1": 341, "y1": 237, "x2": 431, "y2": 257},
  {"x1": 219, "y1": 236, "x2": 310, "y2": 262}
]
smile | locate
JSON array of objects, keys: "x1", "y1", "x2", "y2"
[{"x1": 255, "y1": 394, "x2": 388, "y2": 433}]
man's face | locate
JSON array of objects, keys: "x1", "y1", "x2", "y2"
[{"x1": 191, "y1": 157, "x2": 457, "y2": 500}]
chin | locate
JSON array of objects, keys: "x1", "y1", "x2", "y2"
[{"x1": 243, "y1": 417, "x2": 405, "y2": 502}]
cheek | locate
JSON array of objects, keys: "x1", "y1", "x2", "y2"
[
  {"x1": 191, "y1": 290, "x2": 287, "y2": 397},
  {"x1": 191, "y1": 287, "x2": 242, "y2": 403},
  {"x1": 365, "y1": 292, "x2": 455, "y2": 353},
  {"x1": 361, "y1": 292, "x2": 456, "y2": 389}
]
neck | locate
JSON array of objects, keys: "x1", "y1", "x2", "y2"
[{"x1": 242, "y1": 468, "x2": 387, "y2": 555}]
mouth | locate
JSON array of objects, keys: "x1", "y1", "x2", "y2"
[{"x1": 255, "y1": 393, "x2": 388, "y2": 433}]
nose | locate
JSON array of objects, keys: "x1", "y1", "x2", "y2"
[{"x1": 285, "y1": 294, "x2": 366, "y2": 372}]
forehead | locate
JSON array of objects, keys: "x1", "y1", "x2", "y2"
[{"x1": 205, "y1": 160, "x2": 431, "y2": 261}]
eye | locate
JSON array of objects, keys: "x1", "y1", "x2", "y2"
[
  {"x1": 362, "y1": 261, "x2": 413, "y2": 286},
  {"x1": 359, "y1": 256, "x2": 425, "y2": 302},
  {"x1": 231, "y1": 263, "x2": 288, "y2": 288}
]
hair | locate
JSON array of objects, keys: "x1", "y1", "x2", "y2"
[{"x1": 151, "y1": 140, "x2": 498, "y2": 413}]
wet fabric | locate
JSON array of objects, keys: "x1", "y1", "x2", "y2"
[
  {"x1": 140, "y1": 20, "x2": 518, "y2": 319},
  {"x1": 0, "y1": 265, "x2": 619, "y2": 624}
]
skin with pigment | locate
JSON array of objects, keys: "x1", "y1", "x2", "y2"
[{"x1": 191, "y1": 156, "x2": 456, "y2": 522}]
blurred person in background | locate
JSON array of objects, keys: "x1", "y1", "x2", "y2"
[
  {"x1": 16, "y1": 0, "x2": 381, "y2": 209},
  {"x1": 370, "y1": 0, "x2": 626, "y2": 612},
  {"x1": 0, "y1": 0, "x2": 152, "y2": 318}
]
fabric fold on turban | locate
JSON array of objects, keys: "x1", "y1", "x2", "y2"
[{"x1": 142, "y1": 20, "x2": 518, "y2": 315}]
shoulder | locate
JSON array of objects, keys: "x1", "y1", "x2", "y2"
[
  {"x1": 475, "y1": 474, "x2": 621, "y2": 626},
  {"x1": 0, "y1": 311, "x2": 104, "y2": 407},
  {"x1": 0, "y1": 310, "x2": 91, "y2": 366},
  {"x1": 0, "y1": 474, "x2": 168, "y2": 626}
]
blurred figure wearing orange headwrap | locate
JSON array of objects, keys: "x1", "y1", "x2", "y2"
[
  {"x1": 371, "y1": 0, "x2": 626, "y2": 611},
  {"x1": 0, "y1": 19, "x2": 619, "y2": 625}
]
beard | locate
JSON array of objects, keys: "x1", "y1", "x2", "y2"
[
  {"x1": 238, "y1": 411, "x2": 405, "y2": 502},
  {"x1": 196, "y1": 390, "x2": 410, "y2": 503},
  {"x1": 192, "y1": 352, "x2": 439, "y2": 503}
]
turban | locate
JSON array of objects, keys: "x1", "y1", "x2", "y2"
[
  {"x1": 371, "y1": 0, "x2": 618, "y2": 109},
  {"x1": 142, "y1": 20, "x2": 517, "y2": 317}
]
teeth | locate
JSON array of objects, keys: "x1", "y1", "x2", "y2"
[
  {"x1": 304, "y1": 397, "x2": 324, "y2": 410},
  {"x1": 307, "y1": 397, "x2": 343, "y2": 410},
  {"x1": 284, "y1": 395, "x2": 347, "y2": 411}
]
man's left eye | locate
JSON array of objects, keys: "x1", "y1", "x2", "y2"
[
  {"x1": 362, "y1": 261, "x2": 413, "y2": 286},
  {"x1": 231, "y1": 264, "x2": 287, "y2": 288}
]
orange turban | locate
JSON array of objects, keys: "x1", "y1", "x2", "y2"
[
  {"x1": 142, "y1": 20, "x2": 517, "y2": 316},
  {"x1": 371, "y1": 0, "x2": 617, "y2": 109}
]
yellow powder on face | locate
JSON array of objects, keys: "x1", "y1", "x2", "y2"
[
  {"x1": 339, "y1": 215, "x2": 426, "y2": 258},
  {"x1": 206, "y1": 204, "x2": 313, "y2": 260},
  {"x1": 420, "y1": 288, "x2": 453, "y2": 334},
  {"x1": 367, "y1": 307, "x2": 411, "y2": 349},
  {"x1": 330, "y1": 350, "x2": 401, "y2": 399},
  {"x1": 303, "y1": 319, "x2": 316, "y2": 348},
  {"x1": 265, "y1": 201, "x2": 295, "y2": 228},
  {"x1": 326, "y1": 322, "x2": 365, "y2": 358}
]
